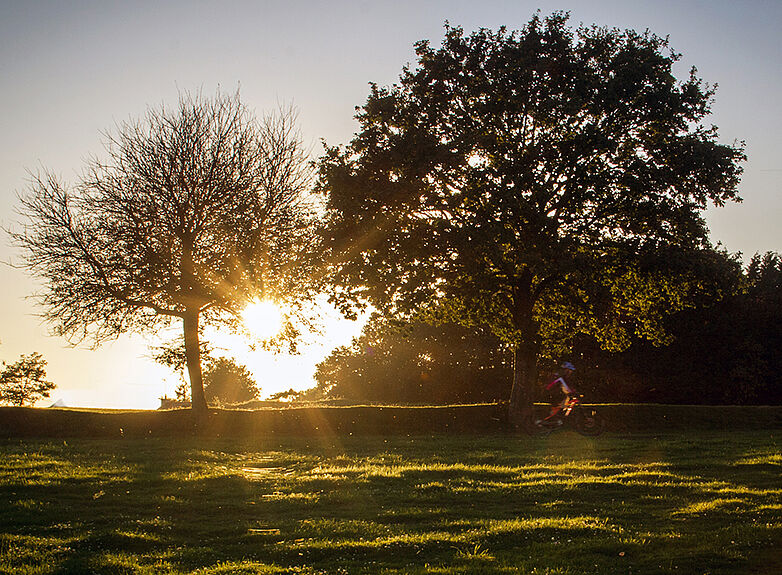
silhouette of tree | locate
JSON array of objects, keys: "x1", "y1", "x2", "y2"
[
  {"x1": 203, "y1": 357, "x2": 260, "y2": 405},
  {"x1": 14, "y1": 91, "x2": 318, "y2": 413},
  {"x1": 585, "y1": 251, "x2": 782, "y2": 405},
  {"x1": 267, "y1": 388, "x2": 301, "y2": 402},
  {"x1": 318, "y1": 14, "x2": 745, "y2": 425},
  {"x1": 174, "y1": 381, "x2": 190, "y2": 405},
  {"x1": 0, "y1": 353, "x2": 56, "y2": 407},
  {"x1": 315, "y1": 314, "x2": 512, "y2": 404}
]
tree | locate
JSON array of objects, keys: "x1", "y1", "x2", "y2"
[
  {"x1": 149, "y1": 336, "x2": 211, "y2": 406},
  {"x1": 174, "y1": 380, "x2": 191, "y2": 405},
  {"x1": 569, "y1": 247, "x2": 747, "y2": 404},
  {"x1": 0, "y1": 353, "x2": 56, "y2": 406},
  {"x1": 14, "y1": 91, "x2": 318, "y2": 413},
  {"x1": 203, "y1": 357, "x2": 260, "y2": 405},
  {"x1": 315, "y1": 313, "x2": 512, "y2": 404},
  {"x1": 581, "y1": 251, "x2": 781, "y2": 405},
  {"x1": 318, "y1": 14, "x2": 745, "y2": 425}
]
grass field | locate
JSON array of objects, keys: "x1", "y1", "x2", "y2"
[{"x1": 0, "y1": 431, "x2": 780, "y2": 574}]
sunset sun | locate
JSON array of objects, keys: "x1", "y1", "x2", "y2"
[{"x1": 241, "y1": 299, "x2": 283, "y2": 340}]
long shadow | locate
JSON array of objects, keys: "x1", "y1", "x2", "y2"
[{"x1": 0, "y1": 433, "x2": 779, "y2": 574}]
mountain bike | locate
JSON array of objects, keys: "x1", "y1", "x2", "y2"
[{"x1": 534, "y1": 394, "x2": 604, "y2": 436}]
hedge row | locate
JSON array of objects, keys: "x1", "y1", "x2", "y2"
[
  {"x1": 1, "y1": 404, "x2": 781, "y2": 439},
  {"x1": 0, "y1": 404, "x2": 501, "y2": 439}
]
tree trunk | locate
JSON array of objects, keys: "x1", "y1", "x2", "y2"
[
  {"x1": 183, "y1": 309, "x2": 208, "y2": 413},
  {"x1": 508, "y1": 342, "x2": 538, "y2": 431},
  {"x1": 506, "y1": 269, "x2": 540, "y2": 431}
]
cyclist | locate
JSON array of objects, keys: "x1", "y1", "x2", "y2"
[{"x1": 540, "y1": 361, "x2": 577, "y2": 425}]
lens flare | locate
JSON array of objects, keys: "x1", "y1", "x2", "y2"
[{"x1": 242, "y1": 299, "x2": 283, "y2": 340}]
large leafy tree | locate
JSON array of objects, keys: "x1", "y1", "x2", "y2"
[
  {"x1": 15, "y1": 92, "x2": 318, "y2": 413},
  {"x1": 318, "y1": 14, "x2": 745, "y2": 425}
]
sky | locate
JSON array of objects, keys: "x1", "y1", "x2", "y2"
[{"x1": 1, "y1": 0, "x2": 780, "y2": 409}]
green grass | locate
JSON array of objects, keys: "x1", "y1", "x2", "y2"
[{"x1": 0, "y1": 432, "x2": 780, "y2": 574}]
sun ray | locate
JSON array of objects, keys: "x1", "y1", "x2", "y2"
[{"x1": 242, "y1": 299, "x2": 283, "y2": 341}]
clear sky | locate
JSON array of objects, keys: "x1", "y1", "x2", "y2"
[{"x1": 1, "y1": 0, "x2": 780, "y2": 408}]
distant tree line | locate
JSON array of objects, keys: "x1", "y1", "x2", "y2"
[{"x1": 577, "y1": 252, "x2": 782, "y2": 405}]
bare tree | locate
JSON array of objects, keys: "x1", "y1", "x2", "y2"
[{"x1": 13, "y1": 91, "x2": 319, "y2": 412}]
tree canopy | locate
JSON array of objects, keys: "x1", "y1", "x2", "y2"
[
  {"x1": 318, "y1": 13, "x2": 745, "y2": 424},
  {"x1": 203, "y1": 357, "x2": 260, "y2": 405},
  {"x1": 15, "y1": 91, "x2": 319, "y2": 412},
  {"x1": 0, "y1": 353, "x2": 56, "y2": 407}
]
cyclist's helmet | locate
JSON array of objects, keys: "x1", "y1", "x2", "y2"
[{"x1": 561, "y1": 361, "x2": 576, "y2": 372}]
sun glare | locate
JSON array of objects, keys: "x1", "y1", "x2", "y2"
[{"x1": 242, "y1": 299, "x2": 283, "y2": 340}]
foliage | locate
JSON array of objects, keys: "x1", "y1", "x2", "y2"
[
  {"x1": 318, "y1": 13, "x2": 745, "y2": 418},
  {"x1": 150, "y1": 337, "x2": 204, "y2": 405},
  {"x1": 14, "y1": 91, "x2": 319, "y2": 412},
  {"x1": 0, "y1": 352, "x2": 55, "y2": 406},
  {"x1": 150, "y1": 336, "x2": 214, "y2": 376},
  {"x1": 203, "y1": 357, "x2": 260, "y2": 405},
  {"x1": 174, "y1": 380, "x2": 191, "y2": 404},
  {"x1": 0, "y1": 433, "x2": 779, "y2": 574},
  {"x1": 267, "y1": 388, "x2": 304, "y2": 402},
  {"x1": 577, "y1": 251, "x2": 782, "y2": 404},
  {"x1": 309, "y1": 249, "x2": 779, "y2": 407},
  {"x1": 315, "y1": 313, "x2": 512, "y2": 404},
  {"x1": 152, "y1": 343, "x2": 260, "y2": 406}
]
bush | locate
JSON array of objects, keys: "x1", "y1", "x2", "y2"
[{"x1": 204, "y1": 357, "x2": 260, "y2": 405}]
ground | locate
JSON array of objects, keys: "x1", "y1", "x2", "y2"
[{"x1": 0, "y1": 431, "x2": 780, "y2": 574}]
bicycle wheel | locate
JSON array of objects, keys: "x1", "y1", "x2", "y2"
[{"x1": 575, "y1": 410, "x2": 604, "y2": 436}]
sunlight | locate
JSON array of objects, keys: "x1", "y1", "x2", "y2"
[
  {"x1": 161, "y1": 296, "x2": 369, "y2": 402},
  {"x1": 242, "y1": 299, "x2": 283, "y2": 340}
]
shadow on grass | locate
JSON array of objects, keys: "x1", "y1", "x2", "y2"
[{"x1": 0, "y1": 433, "x2": 779, "y2": 574}]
